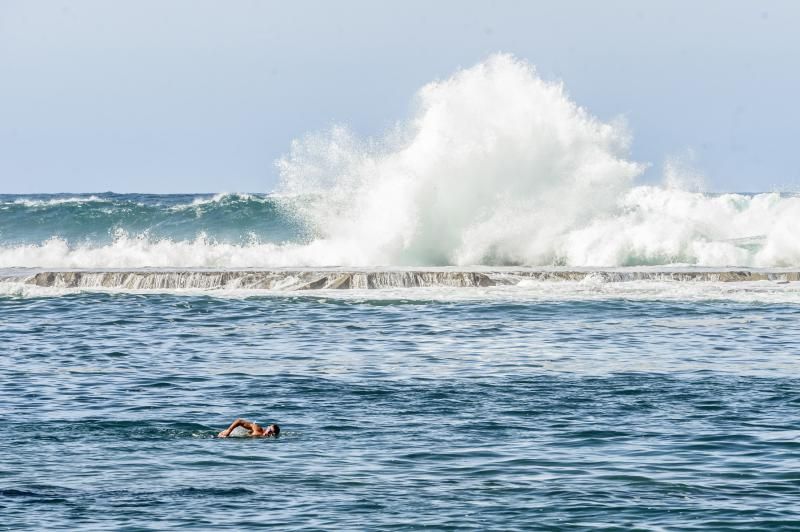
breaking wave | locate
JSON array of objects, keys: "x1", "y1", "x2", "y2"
[
  {"x1": 272, "y1": 54, "x2": 800, "y2": 267},
  {"x1": 1, "y1": 54, "x2": 799, "y2": 268}
]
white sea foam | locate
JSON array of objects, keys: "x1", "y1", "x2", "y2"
[
  {"x1": 167, "y1": 192, "x2": 258, "y2": 211},
  {"x1": 7, "y1": 195, "x2": 108, "y2": 207},
  {"x1": 3, "y1": 277, "x2": 800, "y2": 304},
  {"x1": 0, "y1": 234, "x2": 292, "y2": 269},
  {"x1": 1, "y1": 190, "x2": 799, "y2": 268},
  {"x1": 0, "y1": 281, "x2": 74, "y2": 298}
]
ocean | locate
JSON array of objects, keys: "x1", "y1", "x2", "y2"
[
  {"x1": 1, "y1": 192, "x2": 800, "y2": 530},
  {"x1": 3, "y1": 55, "x2": 800, "y2": 530}
]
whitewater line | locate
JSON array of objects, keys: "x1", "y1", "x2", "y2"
[{"x1": 3, "y1": 268, "x2": 799, "y2": 291}]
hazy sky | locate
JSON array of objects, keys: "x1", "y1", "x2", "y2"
[{"x1": 1, "y1": 0, "x2": 798, "y2": 193}]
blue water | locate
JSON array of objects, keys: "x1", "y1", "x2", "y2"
[
  {"x1": 2, "y1": 191, "x2": 800, "y2": 270},
  {"x1": 2, "y1": 192, "x2": 800, "y2": 528},
  {"x1": 0, "y1": 193, "x2": 305, "y2": 246},
  {"x1": 3, "y1": 293, "x2": 800, "y2": 529}
]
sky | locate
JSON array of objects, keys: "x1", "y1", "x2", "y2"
[{"x1": 1, "y1": 0, "x2": 798, "y2": 193}]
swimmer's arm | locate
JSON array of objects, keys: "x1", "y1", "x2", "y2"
[{"x1": 218, "y1": 418, "x2": 255, "y2": 438}]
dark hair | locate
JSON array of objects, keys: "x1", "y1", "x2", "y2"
[{"x1": 270, "y1": 424, "x2": 280, "y2": 438}]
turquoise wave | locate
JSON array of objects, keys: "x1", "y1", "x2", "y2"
[{"x1": 0, "y1": 193, "x2": 309, "y2": 245}]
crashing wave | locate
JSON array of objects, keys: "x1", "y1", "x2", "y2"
[{"x1": 1, "y1": 55, "x2": 799, "y2": 268}]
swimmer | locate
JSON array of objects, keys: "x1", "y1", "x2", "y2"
[{"x1": 218, "y1": 418, "x2": 280, "y2": 438}]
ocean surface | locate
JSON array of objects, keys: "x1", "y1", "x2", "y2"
[
  {"x1": 3, "y1": 287, "x2": 800, "y2": 529},
  {"x1": 2, "y1": 191, "x2": 800, "y2": 529}
]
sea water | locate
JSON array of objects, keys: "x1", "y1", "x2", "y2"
[
  {"x1": 3, "y1": 289, "x2": 800, "y2": 529},
  {"x1": 2, "y1": 194, "x2": 799, "y2": 530},
  {"x1": 3, "y1": 55, "x2": 800, "y2": 529}
]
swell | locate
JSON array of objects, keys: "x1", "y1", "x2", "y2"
[{"x1": 0, "y1": 193, "x2": 307, "y2": 246}]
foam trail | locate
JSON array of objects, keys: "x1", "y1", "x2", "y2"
[{"x1": 9, "y1": 195, "x2": 107, "y2": 207}]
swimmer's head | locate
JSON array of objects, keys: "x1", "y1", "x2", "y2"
[{"x1": 265, "y1": 424, "x2": 280, "y2": 438}]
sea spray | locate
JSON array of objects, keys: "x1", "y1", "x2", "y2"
[
  {"x1": 1, "y1": 55, "x2": 799, "y2": 268},
  {"x1": 278, "y1": 53, "x2": 643, "y2": 265},
  {"x1": 275, "y1": 54, "x2": 800, "y2": 267}
]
